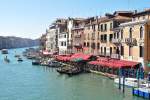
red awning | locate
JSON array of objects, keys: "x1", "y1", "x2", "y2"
[
  {"x1": 70, "y1": 53, "x2": 92, "y2": 61},
  {"x1": 42, "y1": 50, "x2": 52, "y2": 55},
  {"x1": 88, "y1": 58, "x2": 140, "y2": 69}
]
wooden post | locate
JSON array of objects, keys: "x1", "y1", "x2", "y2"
[
  {"x1": 123, "y1": 76, "x2": 125, "y2": 93},
  {"x1": 119, "y1": 68, "x2": 121, "y2": 90}
]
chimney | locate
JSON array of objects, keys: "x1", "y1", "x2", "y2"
[
  {"x1": 134, "y1": 10, "x2": 137, "y2": 14},
  {"x1": 96, "y1": 16, "x2": 98, "y2": 23}
]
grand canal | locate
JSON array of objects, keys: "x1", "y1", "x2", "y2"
[{"x1": 0, "y1": 48, "x2": 145, "y2": 100}]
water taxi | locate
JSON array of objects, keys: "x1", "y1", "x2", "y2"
[{"x1": 1, "y1": 49, "x2": 8, "y2": 54}]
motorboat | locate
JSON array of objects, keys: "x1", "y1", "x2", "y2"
[
  {"x1": 32, "y1": 60, "x2": 41, "y2": 65},
  {"x1": 14, "y1": 54, "x2": 20, "y2": 58},
  {"x1": 17, "y1": 57, "x2": 23, "y2": 62},
  {"x1": 1, "y1": 49, "x2": 8, "y2": 54},
  {"x1": 48, "y1": 61, "x2": 61, "y2": 68},
  {"x1": 114, "y1": 77, "x2": 146, "y2": 87}
]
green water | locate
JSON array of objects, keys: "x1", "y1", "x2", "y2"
[{"x1": 0, "y1": 48, "x2": 145, "y2": 100}]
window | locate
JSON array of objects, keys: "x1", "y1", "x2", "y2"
[
  {"x1": 121, "y1": 29, "x2": 123, "y2": 39},
  {"x1": 64, "y1": 34, "x2": 66, "y2": 38},
  {"x1": 110, "y1": 47, "x2": 112, "y2": 55},
  {"x1": 140, "y1": 27, "x2": 144, "y2": 39},
  {"x1": 110, "y1": 23, "x2": 113, "y2": 29},
  {"x1": 101, "y1": 24, "x2": 103, "y2": 31},
  {"x1": 97, "y1": 32, "x2": 99, "y2": 40},
  {"x1": 87, "y1": 42, "x2": 89, "y2": 47},
  {"x1": 97, "y1": 43, "x2": 100, "y2": 49},
  {"x1": 104, "y1": 34, "x2": 107, "y2": 42},
  {"x1": 61, "y1": 42, "x2": 63, "y2": 46},
  {"x1": 84, "y1": 42, "x2": 86, "y2": 47},
  {"x1": 117, "y1": 32, "x2": 119, "y2": 38},
  {"x1": 93, "y1": 25, "x2": 95, "y2": 31},
  {"x1": 114, "y1": 33, "x2": 116, "y2": 39},
  {"x1": 109, "y1": 34, "x2": 113, "y2": 41},
  {"x1": 104, "y1": 47, "x2": 106, "y2": 55},
  {"x1": 101, "y1": 35, "x2": 103, "y2": 41},
  {"x1": 104, "y1": 24, "x2": 107, "y2": 31},
  {"x1": 98, "y1": 24, "x2": 100, "y2": 31},
  {"x1": 129, "y1": 46, "x2": 131, "y2": 56},
  {"x1": 64, "y1": 42, "x2": 66, "y2": 46},
  {"x1": 121, "y1": 46, "x2": 124, "y2": 56},
  {"x1": 101, "y1": 47, "x2": 103, "y2": 53},
  {"x1": 91, "y1": 42, "x2": 95, "y2": 49},
  {"x1": 92, "y1": 33, "x2": 95, "y2": 40},
  {"x1": 129, "y1": 28, "x2": 132, "y2": 38},
  {"x1": 139, "y1": 46, "x2": 144, "y2": 57}
]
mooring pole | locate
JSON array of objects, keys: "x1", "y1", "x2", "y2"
[
  {"x1": 119, "y1": 68, "x2": 121, "y2": 90},
  {"x1": 123, "y1": 76, "x2": 125, "y2": 93}
]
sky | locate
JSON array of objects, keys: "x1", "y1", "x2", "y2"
[{"x1": 0, "y1": 0, "x2": 149, "y2": 39}]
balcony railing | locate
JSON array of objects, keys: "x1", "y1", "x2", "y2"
[
  {"x1": 138, "y1": 38, "x2": 144, "y2": 45},
  {"x1": 74, "y1": 34, "x2": 81, "y2": 38},
  {"x1": 100, "y1": 40, "x2": 107, "y2": 43},
  {"x1": 73, "y1": 43, "x2": 82, "y2": 47},
  {"x1": 125, "y1": 38, "x2": 137, "y2": 46},
  {"x1": 72, "y1": 26, "x2": 84, "y2": 30},
  {"x1": 91, "y1": 37, "x2": 95, "y2": 40},
  {"x1": 112, "y1": 38, "x2": 121, "y2": 45}
]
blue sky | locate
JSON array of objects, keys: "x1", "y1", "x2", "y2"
[{"x1": 0, "y1": 0, "x2": 149, "y2": 39}]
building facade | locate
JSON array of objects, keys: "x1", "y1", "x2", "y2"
[
  {"x1": 71, "y1": 19, "x2": 85, "y2": 53},
  {"x1": 46, "y1": 25, "x2": 58, "y2": 53},
  {"x1": 83, "y1": 11, "x2": 133, "y2": 56},
  {"x1": 113, "y1": 9, "x2": 150, "y2": 70},
  {"x1": 43, "y1": 9, "x2": 150, "y2": 71}
]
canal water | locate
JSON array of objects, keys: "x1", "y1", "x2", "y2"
[{"x1": 0, "y1": 48, "x2": 145, "y2": 100}]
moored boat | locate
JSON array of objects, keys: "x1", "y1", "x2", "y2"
[
  {"x1": 114, "y1": 77, "x2": 146, "y2": 87},
  {"x1": 15, "y1": 54, "x2": 20, "y2": 58},
  {"x1": 32, "y1": 60, "x2": 41, "y2": 65},
  {"x1": 17, "y1": 57, "x2": 23, "y2": 62},
  {"x1": 1, "y1": 49, "x2": 8, "y2": 54}
]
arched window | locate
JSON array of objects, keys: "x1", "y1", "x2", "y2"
[
  {"x1": 87, "y1": 42, "x2": 89, "y2": 47},
  {"x1": 121, "y1": 29, "x2": 123, "y2": 39},
  {"x1": 129, "y1": 28, "x2": 132, "y2": 38},
  {"x1": 140, "y1": 26, "x2": 144, "y2": 39},
  {"x1": 97, "y1": 43, "x2": 100, "y2": 49}
]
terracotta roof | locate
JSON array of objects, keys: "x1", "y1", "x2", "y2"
[
  {"x1": 112, "y1": 15, "x2": 131, "y2": 21},
  {"x1": 133, "y1": 9, "x2": 150, "y2": 16}
]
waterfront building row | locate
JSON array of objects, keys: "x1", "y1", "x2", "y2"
[{"x1": 41, "y1": 9, "x2": 150, "y2": 71}]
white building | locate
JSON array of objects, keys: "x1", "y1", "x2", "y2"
[{"x1": 46, "y1": 25, "x2": 58, "y2": 54}]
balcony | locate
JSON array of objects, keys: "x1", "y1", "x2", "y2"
[
  {"x1": 112, "y1": 38, "x2": 121, "y2": 45},
  {"x1": 72, "y1": 26, "x2": 84, "y2": 30},
  {"x1": 100, "y1": 40, "x2": 107, "y2": 43},
  {"x1": 125, "y1": 38, "x2": 137, "y2": 46},
  {"x1": 74, "y1": 34, "x2": 81, "y2": 38},
  {"x1": 67, "y1": 43, "x2": 73, "y2": 48},
  {"x1": 138, "y1": 38, "x2": 144, "y2": 45},
  {"x1": 91, "y1": 37, "x2": 95, "y2": 40},
  {"x1": 73, "y1": 43, "x2": 82, "y2": 48}
]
